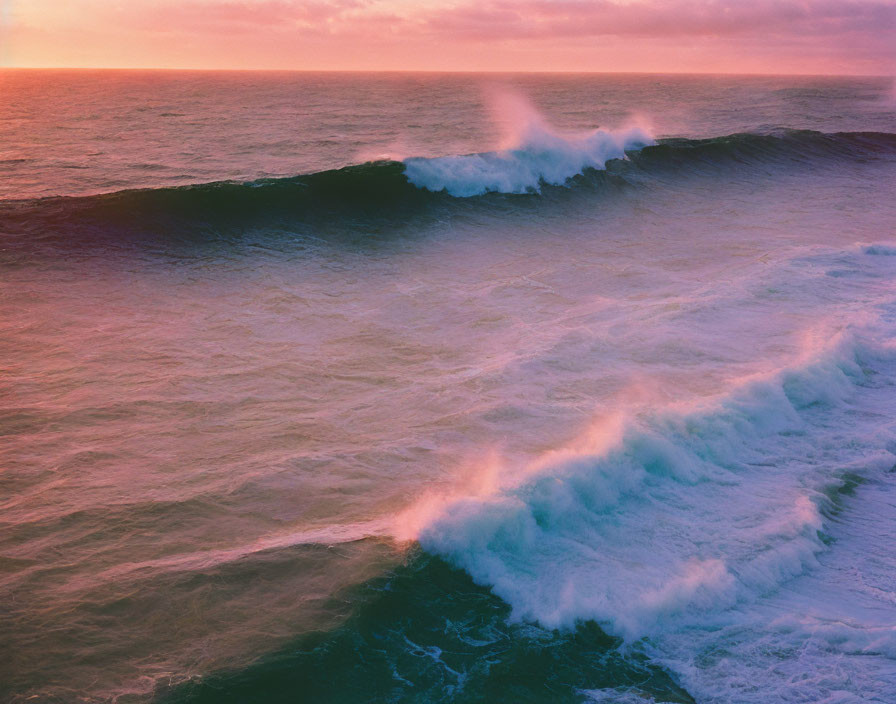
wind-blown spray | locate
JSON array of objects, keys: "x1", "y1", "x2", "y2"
[{"x1": 404, "y1": 89, "x2": 653, "y2": 196}]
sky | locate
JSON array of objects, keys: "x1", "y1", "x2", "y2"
[{"x1": 1, "y1": 0, "x2": 895, "y2": 74}]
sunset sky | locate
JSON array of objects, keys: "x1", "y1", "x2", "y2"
[{"x1": 2, "y1": 0, "x2": 895, "y2": 74}]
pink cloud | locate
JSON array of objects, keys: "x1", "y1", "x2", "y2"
[
  {"x1": 111, "y1": 0, "x2": 896, "y2": 60},
  {"x1": 5, "y1": 0, "x2": 895, "y2": 73},
  {"x1": 117, "y1": 0, "x2": 371, "y2": 34},
  {"x1": 417, "y1": 0, "x2": 896, "y2": 41}
]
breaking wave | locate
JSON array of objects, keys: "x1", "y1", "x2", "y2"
[
  {"x1": 398, "y1": 299, "x2": 896, "y2": 644},
  {"x1": 2, "y1": 131, "x2": 895, "y2": 240},
  {"x1": 403, "y1": 98, "x2": 653, "y2": 196}
]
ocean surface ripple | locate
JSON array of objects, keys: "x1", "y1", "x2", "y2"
[{"x1": 2, "y1": 71, "x2": 896, "y2": 704}]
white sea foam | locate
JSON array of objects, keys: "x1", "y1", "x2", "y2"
[
  {"x1": 414, "y1": 331, "x2": 885, "y2": 636},
  {"x1": 403, "y1": 92, "x2": 652, "y2": 196},
  {"x1": 400, "y1": 243, "x2": 896, "y2": 701}
]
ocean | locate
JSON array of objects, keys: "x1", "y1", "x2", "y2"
[{"x1": 2, "y1": 70, "x2": 896, "y2": 703}]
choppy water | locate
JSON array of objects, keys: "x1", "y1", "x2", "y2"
[{"x1": 2, "y1": 71, "x2": 896, "y2": 704}]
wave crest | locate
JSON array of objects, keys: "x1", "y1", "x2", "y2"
[
  {"x1": 404, "y1": 93, "x2": 653, "y2": 196},
  {"x1": 400, "y1": 324, "x2": 896, "y2": 641}
]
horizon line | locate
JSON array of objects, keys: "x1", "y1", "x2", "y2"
[{"x1": 1, "y1": 66, "x2": 894, "y2": 79}]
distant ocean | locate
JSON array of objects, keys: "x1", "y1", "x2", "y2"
[{"x1": 2, "y1": 70, "x2": 896, "y2": 704}]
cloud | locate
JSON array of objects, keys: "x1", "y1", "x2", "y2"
[
  {"x1": 118, "y1": 0, "x2": 372, "y2": 34},
  {"x1": 6, "y1": 0, "x2": 895, "y2": 72},
  {"x1": 15, "y1": 0, "x2": 896, "y2": 41},
  {"x1": 113, "y1": 0, "x2": 896, "y2": 63},
  {"x1": 416, "y1": 0, "x2": 896, "y2": 41}
]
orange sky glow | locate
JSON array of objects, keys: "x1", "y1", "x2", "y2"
[{"x1": 2, "y1": 0, "x2": 895, "y2": 75}]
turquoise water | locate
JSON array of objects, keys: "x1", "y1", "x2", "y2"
[{"x1": 2, "y1": 72, "x2": 896, "y2": 703}]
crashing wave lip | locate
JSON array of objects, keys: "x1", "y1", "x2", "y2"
[
  {"x1": 401, "y1": 305, "x2": 896, "y2": 642},
  {"x1": 403, "y1": 126, "x2": 654, "y2": 197}
]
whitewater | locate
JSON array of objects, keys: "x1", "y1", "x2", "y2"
[
  {"x1": 413, "y1": 253, "x2": 896, "y2": 701},
  {"x1": 2, "y1": 71, "x2": 896, "y2": 704},
  {"x1": 403, "y1": 90, "x2": 654, "y2": 196}
]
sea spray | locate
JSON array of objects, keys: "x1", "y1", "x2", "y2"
[{"x1": 403, "y1": 91, "x2": 653, "y2": 196}]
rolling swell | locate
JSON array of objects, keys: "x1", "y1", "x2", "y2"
[
  {"x1": 1, "y1": 130, "x2": 895, "y2": 246},
  {"x1": 623, "y1": 129, "x2": 896, "y2": 180},
  {"x1": 0, "y1": 160, "x2": 436, "y2": 247}
]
